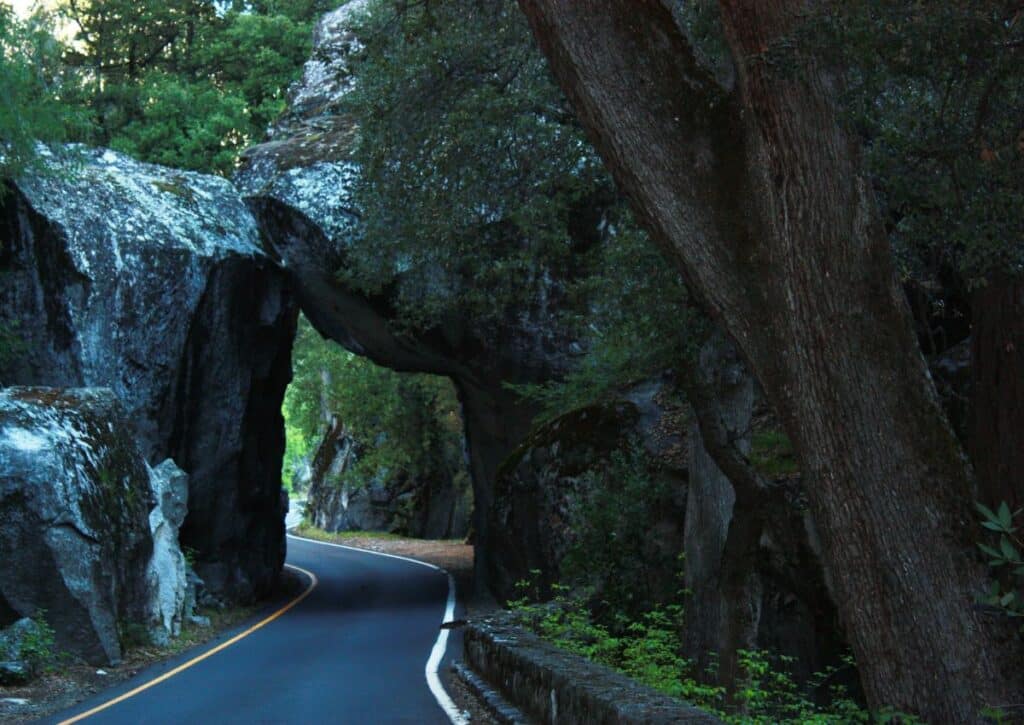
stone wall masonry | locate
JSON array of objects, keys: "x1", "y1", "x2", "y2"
[{"x1": 463, "y1": 615, "x2": 721, "y2": 725}]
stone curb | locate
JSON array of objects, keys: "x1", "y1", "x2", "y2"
[
  {"x1": 463, "y1": 614, "x2": 722, "y2": 724},
  {"x1": 452, "y1": 662, "x2": 530, "y2": 725}
]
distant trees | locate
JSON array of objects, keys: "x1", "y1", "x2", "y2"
[
  {"x1": 285, "y1": 316, "x2": 463, "y2": 493},
  {"x1": 0, "y1": 0, "x2": 326, "y2": 175},
  {"x1": 0, "y1": 5, "x2": 86, "y2": 182},
  {"x1": 56, "y1": 0, "x2": 328, "y2": 174}
]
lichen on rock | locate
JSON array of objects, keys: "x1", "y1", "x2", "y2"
[
  {"x1": 0, "y1": 387, "x2": 152, "y2": 666},
  {"x1": 145, "y1": 459, "x2": 190, "y2": 646},
  {"x1": 1, "y1": 145, "x2": 298, "y2": 603}
]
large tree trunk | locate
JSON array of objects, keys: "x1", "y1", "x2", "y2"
[{"x1": 517, "y1": 0, "x2": 1021, "y2": 718}]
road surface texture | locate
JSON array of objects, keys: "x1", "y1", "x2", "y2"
[{"x1": 45, "y1": 534, "x2": 462, "y2": 724}]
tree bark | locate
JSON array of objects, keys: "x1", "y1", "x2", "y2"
[{"x1": 517, "y1": 0, "x2": 1022, "y2": 718}]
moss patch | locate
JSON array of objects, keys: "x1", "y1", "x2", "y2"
[
  {"x1": 750, "y1": 429, "x2": 800, "y2": 477},
  {"x1": 150, "y1": 176, "x2": 196, "y2": 204}
]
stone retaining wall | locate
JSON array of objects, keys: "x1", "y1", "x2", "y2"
[{"x1": 463, "y1": 615, "x2": 721, "y2": 724}]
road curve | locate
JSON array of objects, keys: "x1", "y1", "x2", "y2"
[{"x1": 46, "y1": 535, "x2": 461, "y2": 724}]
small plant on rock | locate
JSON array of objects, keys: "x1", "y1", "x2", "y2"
[{"x1": 19, "y1": 611, "x2": 59, "y2": 673}]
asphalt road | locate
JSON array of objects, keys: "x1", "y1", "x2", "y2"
[{"x1": 47, "y1": 535, "x2": 461, "y2": 724}]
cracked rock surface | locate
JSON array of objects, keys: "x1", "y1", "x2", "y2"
[
  {"x1": 0, "y1": 387, "x2": 152, "y2": 666},
  {"x1": 0, "y1": 146, "x2": 297, "y2": 602}
]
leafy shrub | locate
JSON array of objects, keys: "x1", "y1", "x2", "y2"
[
  {"x1": 118, "y1": 619, "x2": 152, "y2": 649},
  {"x1": 508, "y1": 581, "x2": 878, "y2": 723},
  {"x1": 18, "y1": 611, "x2": 59, "y2": 673},
  {"x1": 749, "y1": 429, "x2": 800, "y2": 478},
  {"x1": 560, "y1": 445, "x2": 684, "y2": 620},
  {"x1": 977, "y1": 501, "x2": 1024, "y2": 626}
]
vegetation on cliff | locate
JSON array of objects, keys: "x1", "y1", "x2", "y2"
[{"x1": 284, "y1": 315, "x2": 464, "y2": 496}]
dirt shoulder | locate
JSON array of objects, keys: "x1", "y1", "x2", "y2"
[{"x1": 0, "y1": 571, "x2": 304, "y2": 724}]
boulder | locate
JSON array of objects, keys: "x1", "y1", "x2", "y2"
[
  {"x1": 0, "y1": 146, "x2": 298, "y2": 601},
  {"x1": 488, "y1": 378, "x2": 689, "y2": 608},
  {"x1": 0, "y1": 387, "x2": 152, "y2": 665},
  {"x1": 0, "y1": 618, "x2": 43, "y2": 683},
  {"x1": 0, "y1": 661, "x2": 30, "y2": 685},
  {"x1": 145, "y1": 459, "x2": 189, "y2": 646}
]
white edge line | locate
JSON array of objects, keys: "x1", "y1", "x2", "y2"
[{"x1": 286, "y1": 532, "x2": 469, "y2": 725}]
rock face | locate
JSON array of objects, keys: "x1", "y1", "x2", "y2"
[
  {"x1": 0, "y1": 618, "x2": 44, "y2": 683},
  {"x1": 304, "y1": 421, "x2": 471, "y2": 539},
  {"x1": 0, "y1": 146, "x2": 297, "y2": 601},
  {"x1": 0, "y1": 388, "x2": 152, "y2": 665},
  {"x1": 237, "y1": 1, "x2": 580, "y2": 586},
  {"x1": 146, "y1": 459, "x2": 189, "y2": 645},
  {"x1": 488, "y1": 379, "x2": 689, "y2": 606},
  {"x1": 682, "y1": 334, "x2": 848, "y2": 688},
  {"x1": 683, "y1": 333, "x2": 755, "y2": 681}
]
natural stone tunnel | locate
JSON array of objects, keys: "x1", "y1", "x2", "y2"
[
  {"x1": 0, "y1": 1, "x2": 669, "y2": 611},
  {"x1": 233, "y1": 0, "x2": 584, "y2": 590}
]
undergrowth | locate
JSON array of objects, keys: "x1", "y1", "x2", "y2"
[
  {"x1": 508, "y1": 581, "x2": 901, "y2": 724},
  {"x1": 19, "y1": 612, "x2": 62, "y2": 674}
]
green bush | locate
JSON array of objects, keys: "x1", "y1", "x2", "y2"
[
  {"x1": 508, "y1": 582, "x2": 879, "y2": 724},
  {"x1": 749, "y1": 429, "x2": 800, "y2": 478},
  {"x1": 976, "y1": 501, "x2": 1024, "y2": 627},
  {"x1": 559, "y1": 445, "x2": 683, "y2": 620},
  {"x1": 18, "y1": 611, "x2": 59, "y2": 673}
]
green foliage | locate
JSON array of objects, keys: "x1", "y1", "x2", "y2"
[
  {"x1": 0, "y1": 317, "x2": 26, "y2": 375},
  {"x1": 559, "y1": 445, "x2": 683, "y2": 618},
  {"x1": 182, "y1": 545, "x2": 198, "y2": 569},
  {"x1": 345, "y1": 0, "x2": 702, "y2": 420},
  {"x1": 19, "y1": 611, "x2": 59, "y2": 673},
  {"x1": 0, "y1": 4, "x2": 89, "y2": 182},
  {"x1": 508, "y1": 584, "x2": 876, "y2": 724},
  {"x1": 118, "y1": 619, "x2": 152, "y2": 649},
  {"x1": 284, "y1": 315, "x2": 464, "y2": 492},
  {"x1": 52, "y1": 0, "x2": 321, "y2": 175},
  {"x1": 107, "y1": 73, "x2": 250, "y2": 174},
  {"x1": 976, "y1": 501, "x2": 1024, "y2": 625},
  {"x1": 342, "y1": 0, "x2": 609, "y2": 329},
  {"x1": 512, "y1": 218, "x2": 702, "y2": 423},
  {"x1": 281, "y1": 410, "x2": 309, "y2": 494},
  {"x1": 819, "y1": 2, "x2": 1024, "y2": 286},
  {"x1": 749, "y1": 429, "x2": 800, "y2": 478}
]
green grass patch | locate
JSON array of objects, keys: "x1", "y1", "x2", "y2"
[
  {"x1": 750, "y1": 429, "x2": 800, "y2": 477},
  {"x1": 292, "y1": 522, "x2": 406, "y2": 543}
]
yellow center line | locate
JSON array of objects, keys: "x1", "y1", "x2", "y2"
[{"x1": 58, "y1": 563, "x2": 319, "y2": 724}]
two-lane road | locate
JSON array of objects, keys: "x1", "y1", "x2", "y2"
[{"x1": 48, "y1": 535, "x2": 462, "y2": 724}]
